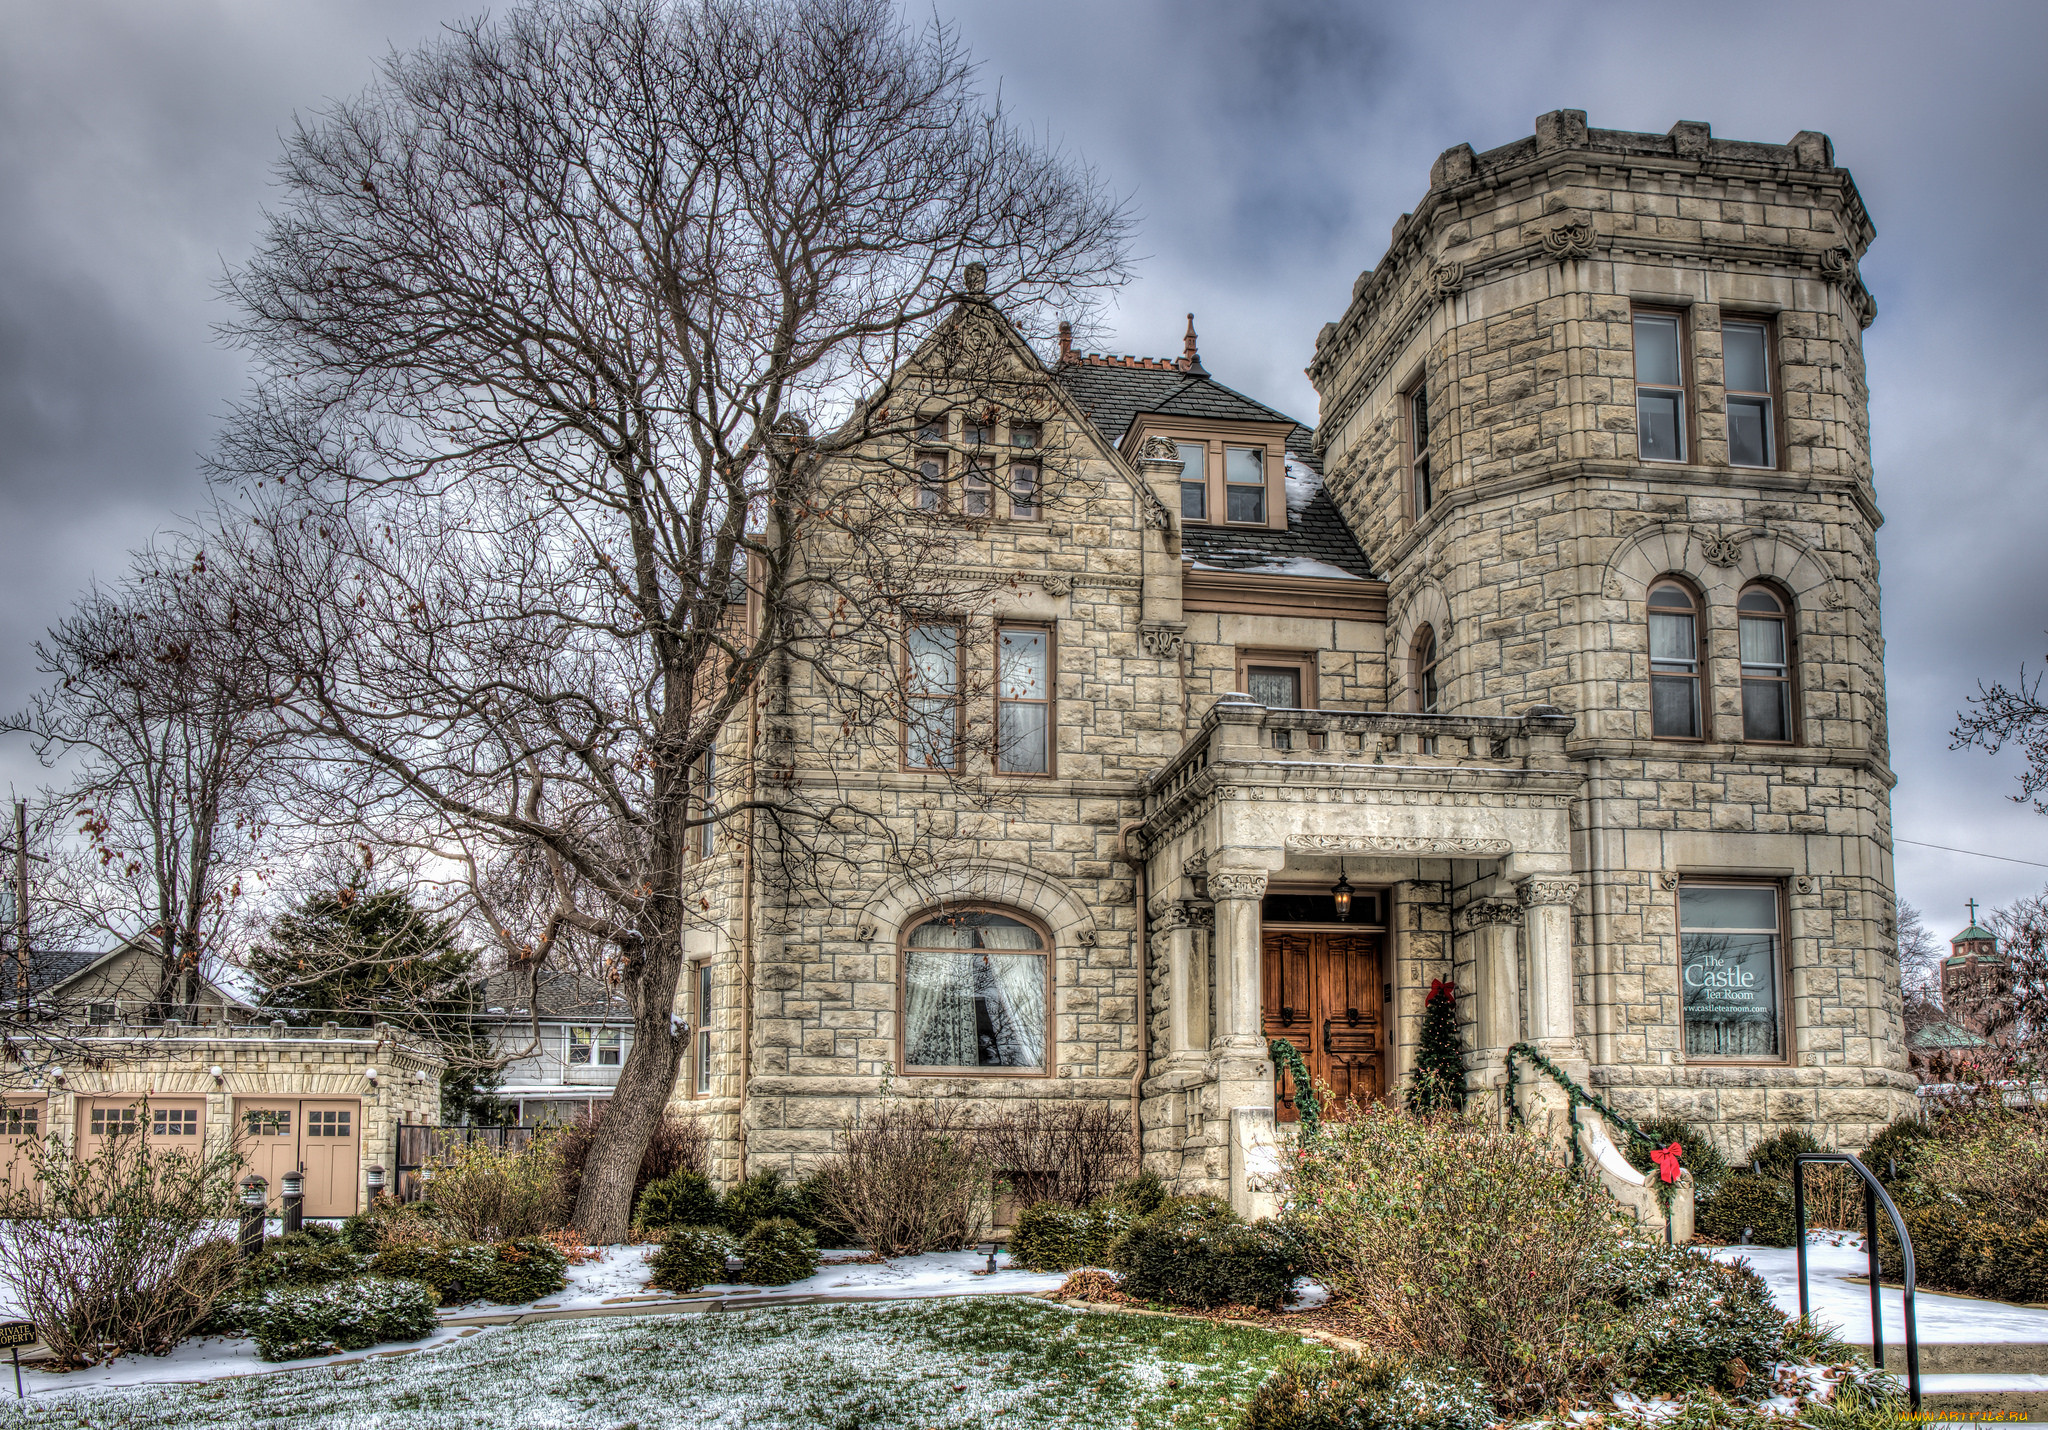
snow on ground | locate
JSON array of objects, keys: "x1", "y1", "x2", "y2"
[
  {"x1": 1712, "y1": 1233, "x2": 2048, "y2": 1345},
  {"x1": 5, "y1": 1322, "x2": 492, "y2": 1400}
]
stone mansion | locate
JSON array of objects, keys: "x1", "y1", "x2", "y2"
[{"x1": 670, "y1": 111, "x2": 1915, "y2": 1211}]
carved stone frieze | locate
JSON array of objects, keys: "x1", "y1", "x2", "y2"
[
  {"x1": 1517, "y1": 878, "x2": 1580, "y2": 909},
  {"x1": 1699, "y1": 530, "x2": 1747, "y2": 568},
  {"x1": 1285, "y1": 834, "x2": 1514, "y2": 857},
  {"x1": 1207, "y1": 870, "x2": 1269, "y2": 902},
  {"x1": 1458, "y1": 899, "x2": 1522, "y2": 931},
  {"x1": 1040, "y1": 575, "x2": 1072, "y2": 598},
  {"x1": 1140, "y1": 621, "x2": 1188, "y2": 659}
]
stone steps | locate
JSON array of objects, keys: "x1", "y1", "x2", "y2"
[{"x1": 1877, "y1": 1344, "x2": 2048, "y2": 1420}]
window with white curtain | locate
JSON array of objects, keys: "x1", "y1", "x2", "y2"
[{"x1": 901, "y1": 909, "x2": 1048, "y2": 1072}]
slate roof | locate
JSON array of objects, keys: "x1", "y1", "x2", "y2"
[
  {"x1": 1052, "y1": 357, "x2": 1377, "y2": 581},
  {"x1": 479, "y1": 968, "x2": 632, "y2": 1022},
  {"x1": 19, "y1": 947, "x2": 118, "y2": 997}
]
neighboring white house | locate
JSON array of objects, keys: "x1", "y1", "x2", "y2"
[{"x1": 477, "y1": 969, "x2": 634, "y2": 1125}]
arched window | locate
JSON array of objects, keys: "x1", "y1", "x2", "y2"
[
  {"x1": 901, "y1": 907, "x2": 1049, "y2": 1074},
  {"x1": 1648, "y1": 580, "x2": 1704, "y2": 739},
  {"x1": 1411, "y1": 626, "x2": 1440, "y2": 714},
  {"x1": 1738, "y1": 586, "x2": 1795, "y2": 743}
]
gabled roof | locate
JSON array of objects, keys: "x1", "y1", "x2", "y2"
[
  {"x1": 1051, "y1": 353, "x2": 1378, "y2": 582},
  {"x1": 30, "y1": 939, "x2": 255, "y2": 1009},
  {"x1": 1908, "y1": 1020, "x2": 1990, "y2": 1050},
  {"x1": 479, "y1": 967, "x2": 631, "y2": 1022}
]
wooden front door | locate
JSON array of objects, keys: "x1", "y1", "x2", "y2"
[
  {"x1": 1262, "y1": 930, "x2": 1385, "y2": 1120},
  {"x1": 299, "y1": 1101, "x2": 361, "y2": 1216}
]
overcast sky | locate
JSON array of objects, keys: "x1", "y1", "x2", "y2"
[{"x1": 3, "y1": 0, "x2": 2046, "y2": 942}]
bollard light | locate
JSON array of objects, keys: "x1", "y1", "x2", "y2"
[
  {"x1": 978, "y1": 1241, "x2": 999, "y2": 1275},
  {"x1": 281, "y1": 1171, "x2": 303, "y2": 1199},
  {"x1": 241, "y1": 1174, "x2": 268, "y2": 1208},
  {"x1": 1740, "y1": 1226, "x2": 1753, "y2": 1246},
  {"x1": 723, "y1": 1253, "x2": 745, "y2": 1280}
]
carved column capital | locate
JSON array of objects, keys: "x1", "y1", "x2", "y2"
[
  {"x1": 1208, "y1": 870, "x2": 1268, "y2": 903},
  {"x1": 1181, "y1": 901, "x2": 1214, "y2": 932},
  {"x1": 1517, "y1": 878, "x2": 1581, "y2": 910},
  {"x1": 1139, "y1": 621, "x2": 1188, "y2": 659},
  {"x1": 1150, "y1": 899, "x2": 1189, "y2": 931},
  {"x1": 1458, "y1": 898, "x2": 1522, "y2": 931}
]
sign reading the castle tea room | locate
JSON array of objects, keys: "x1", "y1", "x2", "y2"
[{"x1": 1678, "y1": 885, "x2": 1783, "y2": 1059}]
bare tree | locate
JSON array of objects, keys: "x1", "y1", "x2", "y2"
[
  {"x1": 1897, "y1": 897, "x2": 1947, "y2": 1046},
  {"x1": 1989, "y1": 889, "x2": 2047, "y2": 1066},
  {"x1": 3, "y1": 543, "x2": 281, "y2": 1016},
  {"x1": 207, "y1": 0, "x2": 1127, "y2": 1237},
  {"x1": 1954, "y1": 659, "x2": 2048, "y2": 812}
]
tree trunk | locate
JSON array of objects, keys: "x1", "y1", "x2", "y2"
[{"x1": 568, "y1": 923, "x2": 690, "y2": 1242}]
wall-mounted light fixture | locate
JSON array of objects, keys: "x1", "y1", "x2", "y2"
[
  {"x1": 210, "y1": 1064, "x2": 224, "y2": 1086},
  {"x1": 48, "y1": 1067, "x2": 64, "y2": 1086},
  {"x1": 364, "y1": 1066, "x2": 379, "y2": 1087}
]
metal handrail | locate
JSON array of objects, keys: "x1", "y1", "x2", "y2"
[{"x1": 1791, "y1": 1152, "x2": 1919, "y2": 1409}]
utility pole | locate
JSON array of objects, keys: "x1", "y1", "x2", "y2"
[{"x1": 12, "y1": 802, "x2": 28, "y2": 1017}]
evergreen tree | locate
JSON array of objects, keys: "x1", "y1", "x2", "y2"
[
  {"x1": 1409, "y1": 978, "x2": 1467, "y2": 1113},
  {"x1": 247, "y1": 879, "x2": 502, "y2": 1121}
]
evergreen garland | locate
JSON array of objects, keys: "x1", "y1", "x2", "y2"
[{"x1": 1408, "y1": 978, "x2": 1467, "y2": 1113}]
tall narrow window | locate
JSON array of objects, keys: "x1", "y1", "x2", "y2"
[
  {"x1": 1679, "y1": 882, "x2": 1784, "y2": 1060},
  {"x1": 696, "y1": 751, "x2": 718, "y2": 858},
  {"x1": 1648, "y1": 581, "x2": 1703, "y2": 739},
  {"x1": 1412, "y1": 626, "x2": 1440, "y2": 713},
  {"x1": 996, "y1": 625, "x2": 1051, "y2": 775},
  {"x1": 695, "y1": 964, "x2": 713, "y2": 1095},
  {"x1": 1632, "y1": 311, "x2": 1688, "y2": 462},
  {"x1": 1738, "y1": 587, "x2": 1794, "y2": 743},
  {"x1": 915, "y1": 449, "x2": 946, "y2": 512},
  {"x1": 1009, "y1": 459, "x2": 1040, "y2": 520},
  {"x1": 1225, "y1": 446, "x2": 1265, "y2": 523},
  {"x1": 904, "y1": 623, "x2": 961, "y2": 771},
  {"x1": 1176, "y1": 440, "x2": 1207, "y2": 521},
  {"x1": 963, "y1": 458, "x2": 993, "y2": 517},
  {"x1": 1724, "y1": 319, "x2": 1775, "y2": 469},
  {"x1": 902, "y1": 908, "x2": 1048, "y2": 1073},
  {"x1": 1408, "y1": 384, "x2": 1433, "y2": 518}
]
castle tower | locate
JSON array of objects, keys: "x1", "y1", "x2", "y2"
[{"x1": 1308, "y1": 112, "x2": 1912, "y2": 1146}]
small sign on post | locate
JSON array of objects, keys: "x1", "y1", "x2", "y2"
[{"x1": 0, "y1": 1320, "x2": 37, "y2": 1398}]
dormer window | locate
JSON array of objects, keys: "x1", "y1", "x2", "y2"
[
  {"x1": 1176, "y1": 440, "x2": 1207, "y2": 520},
  {"x1": 1226, "y1": 446, "x2": 1266, "y2": 523}
]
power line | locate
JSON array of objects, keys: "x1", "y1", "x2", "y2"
[{"x1": 1897, "y1": 837, "x2": 2048, "y2": 871}]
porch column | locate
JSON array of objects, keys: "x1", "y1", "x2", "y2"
[
  {"x1": 1459, "y1": 897, "x2": 1522, "y2": 1111},
  {"x1": 1207, "y1": 868, "x2": 1267, "y2": 1055},
  {"x1": 1516, "y1": 877, "x2": 1581, "y2": 1051},
  {"x1": 1153, "y1": 900, "x2": 1204, "y2": 1060},
  {"x1": 1181, "y1": 901, "x2": 1213, "y2": 1055}
]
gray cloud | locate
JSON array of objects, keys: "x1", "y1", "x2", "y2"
[{"x1": 2, "y1": 0, "x2": 2044, "y2": 943}]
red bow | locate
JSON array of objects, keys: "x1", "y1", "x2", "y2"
[
  {"x1": 1427, "y1": 979, "x2": 1456, "y2": 1002},
  {"x1": 1649, "y1": 1141, "x2": 1683, "y2": 1184}
]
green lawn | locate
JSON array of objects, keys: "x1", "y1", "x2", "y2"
[{"x1": 2, "y1": 1297, "x2": 1321, "y2": 1429}]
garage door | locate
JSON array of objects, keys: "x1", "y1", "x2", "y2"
[
  {"x1": 233, "y1": 1097, "x2": 362, "y2": 1216},
  {"x1": 0, "y1": 1097, "x2": 44, "y2": 1203},
  {"x1": 74, "y1": 1096, "x2": 206, "y2": 1165}
]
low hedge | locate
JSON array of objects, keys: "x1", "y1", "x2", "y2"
[
  {"x1": 365, "y1": 1237, "x2": 566, "y2": 1307},
  {"x1": 724, "y1": 1170, "x2": 810, "y2": 1237},
  {"x1": 1591, "y1": 1241, "x2": 1791, "y2": 1398},
  {"x1": 1109, "y1": 1196, "x2": 1299, "y2": 1311},
  {"x1": 1693, "y1": 1172, "x2": 1797, "y2": 1247},
  {"x1": 649, "y1": 1225, "x2": 739, "y2": 1293},
  {"x1": 231, "y1": 1275, "x2": 439, "y2": 1362},
  {"x1": 1241, "y1": 1349, "x2": 1493, "y2": 1430},
  {"x1": 740, "y1": 1217, "x2": 818, "y2": 1286},
  {"x1": 1878, "y1": 1207, "x2": 2048, "y2": 1304},
  {"x1": 1009, "y1": 1202, "x2": 1131, "y2": 1273},
  {"x1": 238, "y1": 1226, "x2": 370, "y2": 1292}
]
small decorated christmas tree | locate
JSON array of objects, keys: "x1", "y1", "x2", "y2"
[{"x1": 1409, "y1": 978, "x2": 1466, "y2": 1113}]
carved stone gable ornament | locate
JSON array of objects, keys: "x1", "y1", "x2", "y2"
[
  {"x1": 1136, "y1": 435, "x2": 1180, "y2": 463},
  {"x1": 1540, "y1": 216, "x2": 1597, "y2": 262},
  {"x1": 1427, "y1": 260, "x2": 1466, "y2": 298}
]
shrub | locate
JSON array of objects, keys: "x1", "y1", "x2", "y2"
[
  {"x1": 1283, "y1": 1102, "x2": 1623, "y2": 1412},
  {"x1": 552, "y1": 1108, "x2": 709, "y2": 1215},
  {"x1": 790, "y1": 1168, "x2": 859, "y2": 1249},
  {"x1": 973, "y1": 1100, "x2": 1137, "y2": 1209},
  {"x1": 740, "y1": 1217, "x2": 818, "y2": 1286},
  {"x1": 805, "y1": 1100, "x2": 995, "y2": 1256},
  {"x1": 1104, "y1": 1170, "x2": 1168, "y2": 1219},
  {"x1": 1241, "y1": 1348, "x2": 1494, "y2": 1430},
  {"x1": 0, "y1": 1117, "x2": 246, "y2": 1366},
  {"x1": 1746, "y1": 1127, "x2": 1826, "y2": 1180},
  {"x1": 1110, "y1": 1197, "x2": 1297, "y2": 1311},
  {"x1": 1974, "y1": 1218, "x2": 2048, "y2": 1305},
  {"x1": 1862, "y1": 1115, "x2": 1937, "y2": 1199},
  {"x1": 1875, "y1": 1202, "x2": 1982, "y2": 1292},
  {"x1": 485, "y1": 1237, "x2": 570, "y2": 1303},
  {"x1": 722, "y1": 1169, "x2": 808, "y2": 1236},
  {"x1": 367, "y1": 1241, "x2": 503, "y2": 1306},
  {"x1": 636, "y1": 1170, "x2": 723, "y2": 1233},
  {"x1": 648, "y1": 1226, "x2": 739, "y2": 1293},
  {"x1": 1009, "y1": 1201, "x2": 1131, "y2": 1272},
  {"x1": 1920, "y1": 1114, "x2": 2048, "y2": 1224},
  {"x1": 1590, "y1": 1241, "x2": 1791, "y2": 1397},
  {"x1": 1694, "y1": 1172, "x2": 1797, "y2": 1247},
  {"x1": 419, "y1": 1130, "x2": 566, "y2": 1241},
  {"x1": 1625, "y1": 1117, "x2": 1730, "y2": 1201},
  {"x1": 238, "y1": 1226, "x2": 370, "y2": 1292},
  {"x1": 233, "y1": 1276, "x2": 439, "y2": 1362},
  {"x1": 340, "y1": 1200, "x2": 448, "y2": 1254}
]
